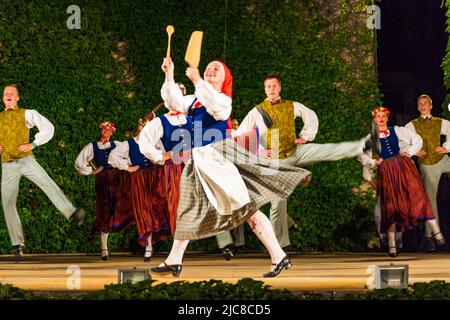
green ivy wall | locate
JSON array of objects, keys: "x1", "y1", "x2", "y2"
[{"x1": 0, "y1": 0, "x2": 381, "y2": 253}]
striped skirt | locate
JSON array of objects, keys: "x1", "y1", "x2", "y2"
[
  {"x1": 174, "y1": 138, "x2": 312, "y2": 240},
  {"x1": 378, "y1": 155, "x2": 435, "y2": 233},
  {"x1": 163, "y1": 160, "x2": 184, "y2": 236},
  {"x1": 91, "y1": 168, "x2": 134, "y2": 234},
  {"x1": 131, "y1": 166, "x2": 171, "y2": 247}
]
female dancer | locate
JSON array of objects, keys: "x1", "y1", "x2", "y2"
[
  {"x1": 359, "y1": 107, "x2": 446, "y2": 256},
  {"x1": 108, "y1": 118, "x2": 170, "y2": 262},
  {"x1": 75, "y1": 121, "x2": 133, "y2": 260},
  {"x1": 150, "y1": 57, "x2": 312, "y2": 277}
]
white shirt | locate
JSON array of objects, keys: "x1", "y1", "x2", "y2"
[
  {"x1": 7, "y1": 108, "x2": 55, "y2": 146},
  {"x1": 160, "y1": 79, "x2": 250, "y2": 215},
  {"x1": 405, "y1": 116, "x2": 450, "y2": 151},
  {"x1": 234, "y1": 98, "x2": 319, "y2": 148},
  {"x1": 161, "y1": 79, "x2": 232, "y2": 120},
  {"x1": 108, "y1": 139, "x2": 134, "y2": 170},
  {"x1": 74, "y1": 140, "x2": 121, "y2": 175},
  {"x1": 139, "y1": 114, "x2": 186, "y2": 163},
  {"x1": 358, "y1": 126, "x2": 422, "y2": 181}
]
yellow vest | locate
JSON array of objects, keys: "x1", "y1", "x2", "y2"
[
  {"x1": 259, "y1": 99, "x2": 297, "y2": 159},
  {"x1": 411, "y1": 117, "x2": 444, "y2": 165},
  {"x1": 0, "y1": 108, "x2": 33, "y2": 163}
]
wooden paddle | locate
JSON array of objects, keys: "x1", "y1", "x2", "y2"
[{"x1": 185, "y1": 31, "x2": 203, "y2": 68}]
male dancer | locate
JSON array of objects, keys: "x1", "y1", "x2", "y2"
[
  {"x1": 405, "y1": 94, "x2": 449, "y2": 251},
  {"x1": 0, "y1": 85, "x2": 85, "y2": 261}
]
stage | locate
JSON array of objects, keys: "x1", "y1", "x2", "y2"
[{"x1": 0, "y1": 252, "x2": 449, "y2": 293}]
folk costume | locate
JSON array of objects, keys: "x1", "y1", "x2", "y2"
[
  {"x1": 151, "y1": 60, "x2": 312, "y2": 278},
  {"x1": 235, "y1": 97, "x2": 319, "y2": 248},
  {"x1": 405, "y1": 114, "x2": 450, "y2": 242},
  {"x1": 109, "y1": 132, "x2": 170, "y2": 262},
  {"x1": 139, "y1": 111, "x2": 189, "y2": 236},
  {"x1": 359, "y1": 107, "x2": 445, "y2": 256},
  {"x1": 75, "y1": 122, "x2": 133, "y2": 260},
  {"x1": 0, "y1": 106, "x2": 82, "y2": 259}
]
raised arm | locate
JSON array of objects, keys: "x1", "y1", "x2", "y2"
[{"x1": 194, "y1": 80, "x2": 232, "y2": 120}]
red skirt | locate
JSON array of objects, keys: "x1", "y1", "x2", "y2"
[
  {"x1": 163, "y1": 160, "x2": 185, "y2": 235},
  {"x1": 131, "y1": 165, "x2": 171, "y2": 247},
  {"x1": 378, "y1": 155, "x2": 434, "y2": 233},
  {"x1": 91, "y1": 168, "x2": 134, "y2": 234}
]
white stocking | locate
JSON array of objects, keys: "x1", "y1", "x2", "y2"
[
  {"x1": 101, "y1": 232, "x2": 109, "y2": 256},
  {"x1": 426, "y1": 219, "x2": 444, "y2": 240},
  {"x1": 162, "y1": 239, "x2": 189, "y2": 265},
  {"x1": 387, "y1": 224, "x2": 396, "y2": 249},
  {"x1": 247, "y1": 210, "x2": 285, "y2": 269},
  {"x1": 145, "y1": 234, "x2": 153, "y2": 258}
]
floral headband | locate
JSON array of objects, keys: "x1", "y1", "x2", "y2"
[
  {"x1": 99, "y1": 121, "x2": 116, "y2": 132},
  {"x1": 371, "y1": 106, "x2": 390, "y2": 118}
]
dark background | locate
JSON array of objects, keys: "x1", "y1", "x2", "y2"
[{"x1": 377, "y1": 0, "x2": 450, "y2": 250}]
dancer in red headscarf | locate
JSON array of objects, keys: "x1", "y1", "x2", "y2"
[
  {"x1": 75, "y1": 121, "x2": 134, "y2": 260},
  {"x1": 150, "y1": 58, "x2": 312, "y2": 278}
]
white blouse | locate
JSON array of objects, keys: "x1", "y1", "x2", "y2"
[
  {"x1": 358, "y1": 126, "x2": 423, "y2": 181},
  {"x1": 159, "y1": 79, "x2": 250, "y2": 215},
  {"x1": 74, "y1": 140, "x2": 121, "y2": 175},
  {"x1": 138, "y1": 114, "x2": 186, "y2": 163}
]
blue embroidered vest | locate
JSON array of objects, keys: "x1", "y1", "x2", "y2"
[
  {"x1": 159, "y1": 115, "x2": 191, "y2": 152},
  {"x1": 92, "y1": 141, "x2": 116, "y2": 170},
  {"x1": 379, "y1": 128, "x2": 400, "y2": 159},
  {"x1": 128, "y1": 138, "x2": 152, "y2": 169},
  {"x1": 188, "y1": 98, "x2": 228, "y2": 148}
]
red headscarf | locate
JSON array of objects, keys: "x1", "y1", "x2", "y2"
[{"x1": 213, "y1": 60, "x2": 233, "y2": 98}]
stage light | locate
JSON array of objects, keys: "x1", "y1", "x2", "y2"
[
  {"x1": 118, "y1": 268, "x2": 151, "y2": 284},
  {"x1": 374, "y1": 264, "x2": 409, "y2": 289}
]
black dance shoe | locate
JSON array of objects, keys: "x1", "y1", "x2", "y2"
[
  {"x1": 151, "y1": 262, "x2": 182, "y2": 277},
  {"x1": 388, "y1": 246, "x2": 398, "y2": 257},
  {"x1": 433, "y1": 232, "x2": 447, "y2": 247},
  {"x1": 263, "y1": 256, "x2": 292, "y2": 278},
  {"x1": 425, "y1": 237, "x2": 436, "y2": 253},
  {"x1": 144, "y1": 249, "x2": 152, "y2": 263},
  {"x1": 12, "y1": 245, "x2": 24, "y2": 263},
  {"x1": 101, "y1": 249, "x2": 109, "y2": 261},
  {"x1": 222, "y1": 246, "x2": 235, "y2": 261}
]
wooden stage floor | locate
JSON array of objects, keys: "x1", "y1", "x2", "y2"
[{"x1": 0, "y1": 252, "x2": 449, "y2": 293}]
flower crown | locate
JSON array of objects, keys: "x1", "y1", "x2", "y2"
[
  {"x1": 371, "y1": 106, "x2": 390, "y2": 118},
  {"x1": 99, "y1": 121, "x2": 116, "y2": 131}
]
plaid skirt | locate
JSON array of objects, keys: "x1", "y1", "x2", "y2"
[
  {"x1": 174, "y1": 138, "x2": 312, "y2": 240},
  {"x1": 378, "y1": 155, "x2": 435, "y2": 233}
]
